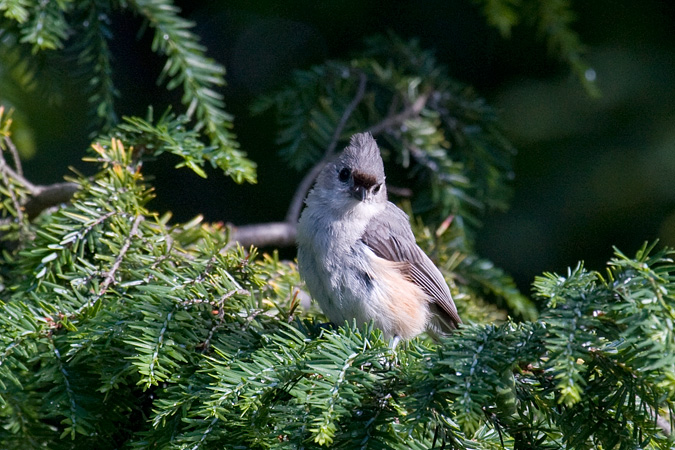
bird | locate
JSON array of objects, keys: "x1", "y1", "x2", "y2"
[{"x1": 296, "y1": 132, "x2": 461, "y2": 342}]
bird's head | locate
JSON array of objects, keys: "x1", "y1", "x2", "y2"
[{"x1": 315, "y1": 132, "x2": 387, "y2": 209}]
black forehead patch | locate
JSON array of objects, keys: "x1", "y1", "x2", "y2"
[{"x1": 352, "y1": 170, "x2": 379, "y2": 189}]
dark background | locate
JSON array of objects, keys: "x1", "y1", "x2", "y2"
[{"x1": 12, "y1": 0, "x2": 675, "y2": 293}]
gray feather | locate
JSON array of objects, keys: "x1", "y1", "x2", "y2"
[{"x1": 360, "y1": 203, "x2": 462, "y2": 330}]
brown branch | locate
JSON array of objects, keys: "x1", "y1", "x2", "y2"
[
  {"x1": 0, "y1": 148, "x2": 39, "y2": 194},
  {"x1": 0, "y1": 138, "x2": 79, "y2": 220},
  {"x1": 100, "y1": 214, "x2": 144, "y2": 294},
  {"x1": 242, "y1": 71, "x2": 371, "y2": 249},
  {"x1": 24, "y1": 182, "x2": 79, "y2": 220},
  {"x1": 230, "y1": 222, "x2": 297, "y2": 248},
  {"x1": 326, "y1": 72, "x2": 369, "y2": 161},
  {"x1": 4, "y1": 136, "x2": 23, "y2": 177}
]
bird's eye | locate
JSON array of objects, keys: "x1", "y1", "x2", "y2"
[
  {"x1": 373, "y1": 184, "x2": 381, "y2": 194},
  {"x1": 338, "y1": 168, "x2": 351, "y2": 182}
]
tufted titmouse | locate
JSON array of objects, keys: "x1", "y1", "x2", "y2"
[{"x1": 297, "y1": 132, "x2": 461, "y2": 341}]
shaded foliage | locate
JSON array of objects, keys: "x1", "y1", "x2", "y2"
[
  {"x1": 1, "y1": 1, "x2": 669, "y2": 449},
  {"x1": 0, "y1": 110, "x2": 673, "y2": 450},
  {"x1": 0, "y1": 0, "x2": 255, "y2": 182}
]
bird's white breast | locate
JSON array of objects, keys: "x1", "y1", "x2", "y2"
[
  {"x1": 297, "y1": 197, "x2": 384, "y2": 324},
  {"x1": 297, "y1": 196, "x2": 427, "y2": 338}
]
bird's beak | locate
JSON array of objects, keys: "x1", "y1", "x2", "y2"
[
  {"x1": 351, "y1": 185, "x2": 367, "y2": 202},
  {"x1": 350, "y1": 170, "x2": 379, "y2": 202}
]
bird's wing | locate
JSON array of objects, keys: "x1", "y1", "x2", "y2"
[{"x1": 361, "y1": 203, "x2": 461, "y2": 329}]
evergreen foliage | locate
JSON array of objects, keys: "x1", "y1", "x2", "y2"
[
  {"x1": 0, "y1": 1, "x2": 671, "y2": 449},
  {"x1": 0, "y1": 0, "x2": 255, "y2": 182},
  {"x1": 1, "y1": 135, "x2": 674, "y2": 447}
]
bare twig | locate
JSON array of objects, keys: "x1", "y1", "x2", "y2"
[
  {"x1": 4, "y1": 136, "x2": 23, "y2": 177},
  {"x1": 71, "y1": 213, "x2": 144, "y2": 319},
  {"x1": 0, "y1": 147, "x2": 39, "y2": 194},
  {"x1": 230, "y1": 222, "x2": 297, "y2": 248},
  {"x1": 24, "y1": 182, "x2": 79, "y2": 220},
  {"x1": 326, "y1": 72, "x2": 369, "y2": 159},
  {"x1": 366, "y1": 90, "x2": 431, "y2": 135},
  {"x1": 100, "y1": 215, "x2": 144, "y2": 294},
  {"x1": 0, "y1": 137, "x2": 79, "y2": 220},
  {"x1": 386, "y1": 185, "x2": 413, "y2": 198},
  {"x1": 285, "y1": 88, "x2": 431, "y2": 225},
  {"x1": 285, "y1": 71, "x2": 368, "y2": 224}
]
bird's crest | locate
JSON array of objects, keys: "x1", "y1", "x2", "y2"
[{"x1": 339, "y1": 132, "x2": 384, "y2": 179}]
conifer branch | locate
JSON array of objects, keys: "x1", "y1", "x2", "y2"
[
  {"x1": 0, "y1": 136, "x2": 79, "y2": 220},
  {"x1": 23, "y1": 182, "x2": 79, "y2": 220},
  {"x1": 76, "y1": 0, "x2": 118, "y2": 130},
  {"x1": 128, "y1": 0, "x2": 256, "y2": 183},
  {"x1": 49, "y1": 337, "x2": 79, "y2": 439},
  {"x1": 4, "y1": 135, "x2": 23, "y2": 177},
  {"x1": 2, "y1": 7, "x2": 657, "y2": 446},
  {"x1": 365, "y1": 90, "x2": 431, "y2": 135},
  {"x1": 2, "y1": 140, "x2": 673, "y2": 450},
  {"x1": 0, "y1": 145, "x2": 38, "y2": 194},
  {"x1": 147, "y1": 306, "x2": 176, "y2": 386},
  {"x1": 99, "y1": 214, "x2": 143, "y2": 294}
]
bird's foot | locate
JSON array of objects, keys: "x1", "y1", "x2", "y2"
[{"x1": 381, "y1": 335, "x2": 401, "y2": 370}]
